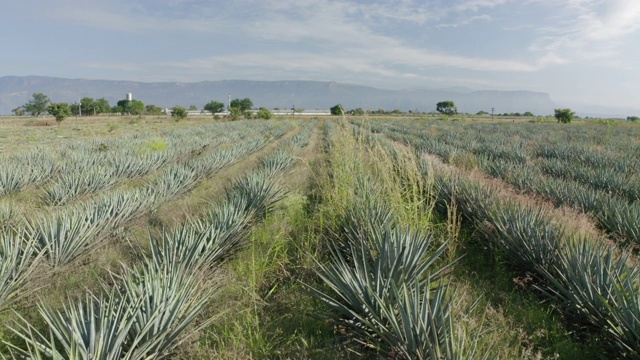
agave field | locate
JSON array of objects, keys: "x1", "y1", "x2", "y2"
[{"x1": 0, "y1": 116, "x2": 638, "y2": 359}]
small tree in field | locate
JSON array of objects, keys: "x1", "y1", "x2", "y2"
[
  {"x1": 330, "y1": 104, "x2": 344, "y2": 116},
  {"x1": 436, "y1": 101, "x2": 457, "y2": 116},
  {"x1": 171, "y1": 106, "x2": 188, "y2": 121},
  {"x1": 204, "y1": 100, "x2": 225, "y2": 115},
  {"x1": 230, "y1": 98, "x2": 253, "y2": 112},
  {"x1": 24, "y1": 93, "x2": 50, "y2": 117},
  {"x1": 229, "y1": 107, "x2": 243, "y2": 120},
  {"x1": 12, "y1": 107, "x2": 25, "y2": 116},
  {"x1": 554, "y1": 108, "x2": 574, "y2": 123},
  {"x1": 145, "y1": 104, "x2": 163, "y2": 115},
  {"x1": 47, "y1": 103, "x2": 72, "y2": 126},
  {"x1": 257, "y1": 107, "x2": 273, "y2": 119}
]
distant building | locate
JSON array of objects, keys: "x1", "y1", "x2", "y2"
[
  {"x1": 161, "y1": 109, "x2": 331, "y2": 116},
  {"x1": 272, "y1": 109, "x2": 331, "y2": 116}
]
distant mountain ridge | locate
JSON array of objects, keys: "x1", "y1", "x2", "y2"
[{"x1": 0, "y1": 75, "x2": 557, "y2": 115}]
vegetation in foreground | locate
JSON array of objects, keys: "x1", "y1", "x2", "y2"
[{"x1": 0, "y1": 116, "x2": 637, "y2": 358}]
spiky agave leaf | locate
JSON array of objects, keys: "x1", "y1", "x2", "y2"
[
  {"x1": 7, "y1": 290, "x2": 148, "y2": 360},
  {"x1": 148, "y1": 204, "x2": 250, "y2": 272},
  {"x1": 0, "y1": 165, "x2": 26, "y2": 195},
  {"x1": 0, "y1": 200, "x2": 20, "y2": 229},
  {"x1": 374, "y1": 280, "x2": 454, "y2": 360},
  {"x1": 24, "y1": 209, "x2": 104, "y2": 268},
  {"x1": 480, "y1": 203, "x2": 563, "y2": 273},
  {"x1": 260, "y1": 149, "x2": 294, "y2": 176},
  {"x1": 226, "y1": 170, "x2": 287, "y2": 219},
  {"x1": 539, "y1": 239, "x2": 640, "y2": 332},
  {"x1": 307, "y1": 225, "x2": 451, "y2": 352},
  {"x1": 0, "y1": 230, "x2": 43, "y2": 311},
  {"x1": 118, "y1": 259, "x2": 219, "y2": 358},
  {"x1": 607, "y1": 275, "x2": 640, "y2": 357},
  {"x1": 42, "y1": 166, "x2": 117, "y2": 206}
]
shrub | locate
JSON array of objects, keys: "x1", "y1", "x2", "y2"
[
  {"x1": 171, "y1": 106, "x2": 188, "y2": 121},
  {"x1": 554, "y1": 108, "x2": 574, "y2": 123},
  {"x1": 257, "y1": 107, "x2": 273, "y2": 119}
]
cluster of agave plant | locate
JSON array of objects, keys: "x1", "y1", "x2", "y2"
[
  {"x1": 370, "y1": 119, "x2": 639, "y2": 245},
  {"x1": 2, "y1": 120, "x2": 315, "y2": 358},
  {"x1": 0, "y1": 120, "x2": 258, "y2": 199},
  {"x1": 422, "y1": 158, "x2": 640, "y2": 356},
  {"x1": 0, "y1": 121, "x2": 296, "y2": 313},
  {"x1": 305, "y1": 122, "x2": 494, "y2": 360},
  {"x1": 357, "y1": 119, "x2": 640, "y2": 357}
]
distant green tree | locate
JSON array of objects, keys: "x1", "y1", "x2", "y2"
[
  {"x1": 94, "y1": 98, "x2": 111, "y2": 114},
  {"x1": 230, "y1": 98, "x2": 253, "y2": 112},
  {"x1": 391, "y1": 109, "x2": 403, "y2": 115},
  {"x1": 257, "y1": 107, "x2": 273, "y2": 119},
  {"x1": 145, "y1": 104, "x2": 163, "y2": 115},
  {"x1": 330, "y1": 104, "x2": 344, "y2": 115},
  {"x1": 347, "y1": 108, "x2": 365, "y2": 116},
  {"x1": 70, "y1": 101, "x2": 81, "y2": 116},
  {"x1": 627, "y1": 116, "x2": 639, "y2": 122},
  {"x1": 524, "y1": 111, "x2": 534, "y2": 117},
  {"x1": 114, "y1": 99, "x2": 145, "y2": 115},
  {"x1": 436, "y1": 101, "x2": 457, "y2": 116},
  {"x1": 80, "y1": 97, "x2": 96, "y2": 115},
  {"x1": 129, "y1": 100, "x2": 145, "y2": 115},
  {"x1": 204, "y1": 100, "x2": 225, "y2": 115},
  {"x1": 554, "y1": 108, "x2": 575, "y2": 123},
  {"x1": 24, "y1": 93, "x2": 50, "y2": 117},
  {"x1": 171, "y1": 106, "x2": 188, "y2": 121},
  {"x1": 11, "y1": 106, "x2": 25, "y2": 116},
  {"x1": 476, "y1": 111, "x2": 488, "y2": 116},
  {"x1": 113, "y1": 100, "x2": 125, "y2": 114},
  {"x1": 188, "y1": 105, "x2": 198, "y2": 110},
  {"x1": 47, "y1": 102, "x2": 72, "y2": 125}
]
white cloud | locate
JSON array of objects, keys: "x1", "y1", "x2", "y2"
[
  {"x1": 42, "y1": 0, "x2": 230, "y2": 33},
  {"x1": 435, "y1": 14, "x2": 492, "y2": 28},
  {"x1": 454, "y1": 0, "x2": 510, "y2": 12},
  {"x1": 530, "y1": 0, "x2": 640, "y2": 63}
]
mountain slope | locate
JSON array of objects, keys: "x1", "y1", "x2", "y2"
[{"x1": 0, "y1": 76, "x2": 556, "y2": 115}]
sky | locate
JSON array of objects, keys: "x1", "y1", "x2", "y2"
[{"x1": 1, "y1": 0, "x2": 639, "y2": 109}]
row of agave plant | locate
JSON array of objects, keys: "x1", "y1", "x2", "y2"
[
  {"x1": 368, "y1": 120, "x2": 639, "y2": 245},
  {"x1": 476, "y1": 156, "x2": 640, "y2": 243},
  {"x1": 0, "y1": 121, "x2": 256, "y2": 199},
  {"x1": 3, "y1": 121, "x2": 315, "y2": 358},
  {"x1": 372, "y1": 119, "x2": 639, "y2": 201},
  {"x1": 306, "y1": 121, "x2": 493, "y2": 359},
  {"x1": 359, "y1": 120, "x2": 640, "y2": 357},
  {"x1": 418, "y1": 157, "x2": 640, "y2": 357},
  {"x1": 0, "y1": 121, "x2": 295, "y2": 312}
]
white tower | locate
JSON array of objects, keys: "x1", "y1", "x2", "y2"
[{"x1": 126, "y1": 93, "x2": 133, "y2": 101}]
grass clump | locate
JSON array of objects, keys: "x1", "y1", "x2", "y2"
[{"x1": 146, "y1": 139, "x2": 168, "y2": 151}]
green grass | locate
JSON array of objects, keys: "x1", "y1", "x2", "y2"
[
  {"x1": 197, "y1": 192, "x2": 351, "y2": 359},
  {"x1": 146, "y1": 138, "x2": 168, "y2": 151}
]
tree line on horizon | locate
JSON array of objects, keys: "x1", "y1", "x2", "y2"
[
  {"x1": 10, "y1": 93, "x2": 273, "y2": 123},
  {"x1": 11, "y1": 93, "x2": 639, "y2": 125}
]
